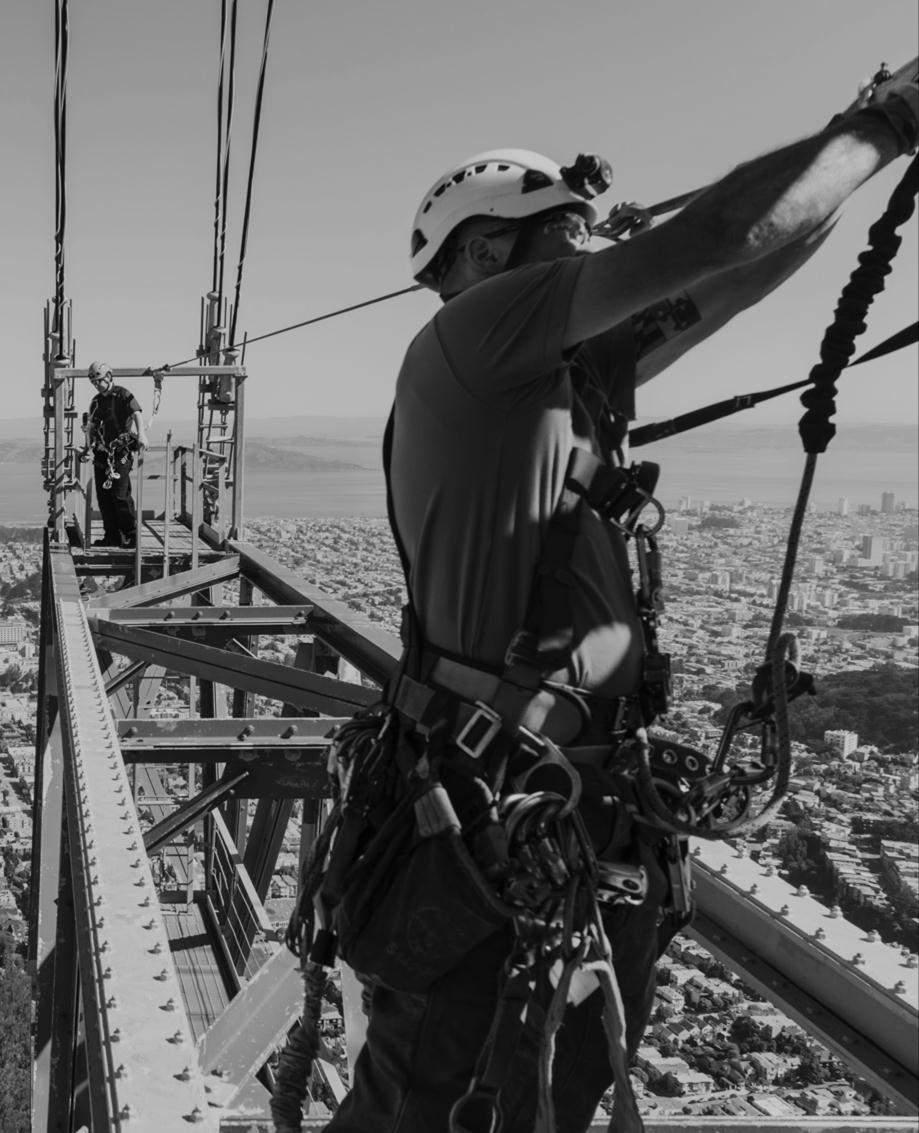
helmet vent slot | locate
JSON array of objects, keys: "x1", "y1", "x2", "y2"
[{"x1": 521, "y1": 169, "x2": 553, "y2": 193}]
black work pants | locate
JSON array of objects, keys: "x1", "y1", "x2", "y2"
[{"x1": 94, "y1": 453, "x2": 136, "y2": 544}]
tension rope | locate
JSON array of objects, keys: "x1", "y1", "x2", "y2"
[{"x1": 630, "y1": 154, "x2": 919, "y2": 843}]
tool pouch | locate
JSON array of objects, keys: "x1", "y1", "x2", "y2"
[{"x1": 330, "y1": 781, "x2": 514, "y2": 993}]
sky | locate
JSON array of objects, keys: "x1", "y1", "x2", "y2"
[{"x1": 2, "y1": 0, "x2": 917, "y2": 437}]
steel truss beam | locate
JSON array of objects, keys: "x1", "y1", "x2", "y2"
[
  {"x1": 90, "y1": 617, "x2": 377, "y2": 714},
  {"x1": 88, "y1": 557, "x2": 241, "y2": 610},
  {"x1": 43, "y1": 545, "x2": 217, "y2": 1130},
  {"x1": 96, "y1": 604, "x2": 314, "y2": 635},
  {"x1": 144, "y1": 770, "x2": 250, "y2": 854},
  {"x1": 231, "y1": 540, "x2": 401, "y2": 685}
]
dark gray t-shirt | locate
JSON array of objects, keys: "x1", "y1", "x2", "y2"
[{"x1": 390, "y1": 257, "x2": 644, "y2": 698}]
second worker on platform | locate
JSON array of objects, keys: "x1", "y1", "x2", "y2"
[{"x1": 83, "y1": 361, "x2": 149, "y2": 549}]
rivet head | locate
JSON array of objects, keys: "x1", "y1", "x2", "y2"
[
  {"x1": 119, "y1": 1104, "x2": 132, "y2": 1119},
  {"x1": 140, "y1": 896, "x2": 151, "y2": 907},
  {"x1": 163, "y1": 998, "x2": 176, "y2": 1011},
  {"x1": 780, "y1": 904, "x2": 790, "y2": 916},
  {"x1": 155, "y1": 969, "x2": 169, "y2": 981},
  {"x1": 176, "y1": 1065, "x2": 191, "y2": 1081},
  {"x1": 170, "y1": 1030, "x2": 185, "y2": 1044},
  {"x1": 150, "y1": 941, "x2": 162, "y2": 954},
  {"x1": 814, "y1": 927, "x2": 826, "y2": 940},
  {"x1": 115, "y1": 1064, "x2": 127, "y2": 1078},
  {"x1": 187, "y1": 1107, "x2": 204, "y2": 1123},
  {"x1": 106, "y1": 996, "x2": 117, "y2": 1009}
]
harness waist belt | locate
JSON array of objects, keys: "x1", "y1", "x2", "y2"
[{"x1": 392, "y1": 655, "x2": 644, "y2": 751}]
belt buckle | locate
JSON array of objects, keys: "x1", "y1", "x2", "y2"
[
  {"x1": 596, "y1": 861, "x2": 648, "y2": 906},
  {"x1": 455, "y1": 701, "x2": 503, "y2": 759}
]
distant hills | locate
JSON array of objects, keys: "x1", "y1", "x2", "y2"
[{"x1": 0, "y1": 418, "x2": 916, "y2": 522}]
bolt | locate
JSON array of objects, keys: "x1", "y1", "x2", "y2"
[
  {"x1": 111, "y1": 1028, "x2": 121, "y2": 1042},
  {"x1": 103, "y1": 967, "x2": 112, "y2": 979},
  {"x1": 176, "y1": 1066, "x2": 191, "y2": 1081},
  {"x1": 187, "y1": 1107, "x2": 204, "y2": 1123},
  {"x1": 115, "y1": 1064, "x2": 127, "y2": 1078},
  {"x1": 140, "y1": 896, "x2": 151, "y2": 908},
  {"x1": 163, "y1": 998, "x2": 176, "y2": 1012},
  {"x1": 118, "y1": 1104, "x2": 132, "y2": 1120},
  {"x1": 150, "y1": 941, "x2": 162, "y2": 954},
  {"x1": 155, "y1": 969, "x2": 169, "y2": 981},
  {"x1": 131, "y1": 859, "x2": 141, "y2": 869},
  {"x1": 169, "y1": 1030, "x2": 185, "y2": 1044},
  {"x1": 106, "y1": 996, "x2": 117, "y2": 1009},
  {"x1": 144, "y1": 919, "x2": 156, "y2": 929}
]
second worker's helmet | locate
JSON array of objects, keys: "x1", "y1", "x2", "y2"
[
  {"x1": 409, "y1": 148, "x2": 613, "y2": 288},
  {"x1": 88, "y1": 360, "x2": 113, "y2": 380}
]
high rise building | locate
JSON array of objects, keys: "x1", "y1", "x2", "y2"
[
  {"x1": 838, "y1": 496, "x2": 849, "y2": 516},
  {"x1": 881, "y1": 492, "x2": 896, "y2": 514},
  {"x1": 861, "y1": 535, "x2": 887, "y2": 562},
  {"x1": 825, "y1": 729, "x2": 859, "y2": 757}
]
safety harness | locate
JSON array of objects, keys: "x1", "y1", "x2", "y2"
[{"x1": 84, "y1": 388, "x2": 140, "y2": 488}]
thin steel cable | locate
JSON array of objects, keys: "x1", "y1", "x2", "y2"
[
  {"x1": 52, "y1": 0, "x2": 69, "y2": 341},
  {"x1": 211, "y1": 0, "x2": 229, "y2": 296},
  {"x1": 216, "y1": 0, "x2": 239, "y2": 310},
  {"x1": 228, "y1": 0, "x2": 275, "y2": 348},
  {"x1": 165, "y1": 283, "x2": 423, "y2": 368}
]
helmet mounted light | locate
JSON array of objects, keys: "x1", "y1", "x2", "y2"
[{"x1": 559, "y1": 153, "x2": 614, "y2": 200}]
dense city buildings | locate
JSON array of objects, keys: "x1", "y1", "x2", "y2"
[{"x1": 1, "y1": 493, "x2": 916, "y2": 1119}]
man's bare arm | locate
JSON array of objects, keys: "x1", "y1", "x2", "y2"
[
  {"x1": 633, "y1": 218, "x2": 836, "y2": 386},
  {"x1": 565, "y1": 114, "x2": 903, "y2": 350},
  {"x1": 131, "y1": 410, "x2": 149, "y2": 450}
]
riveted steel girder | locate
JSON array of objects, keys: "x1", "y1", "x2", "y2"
[
  {"x1": 231, "y1": 541, "x2": 401, "y2": 685},
  {"x1": 690, "y1": 842, "x2": 919, "y2": 1115},
  {"x1": 95, "y1": 604, "x2": 314, "y2": 636},
  {"x1": 46, "y1": 546, "x2": 217, "y2": 1131},
  {"x1": 88, "y1": 556, "x2": 241, "y2": 610},
  {"x1": 90, "y1": 617, "x2": 377, "y2": 714}
]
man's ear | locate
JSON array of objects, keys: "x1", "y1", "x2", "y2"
[{"x1": 465, "y1": 235, "x2": 506, "y2": 273}]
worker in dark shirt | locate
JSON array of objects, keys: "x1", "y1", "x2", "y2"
[
  {"x1": 323, "y1": 65, "x2": 919, "y2": 1133},
  {"x1": 84, "y1": 361, "x2": 149, "y2": 548}
]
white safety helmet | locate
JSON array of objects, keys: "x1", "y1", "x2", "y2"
[
  {"x1": 88, "y1": 360, "x2": 113, "y2": 381},
  {"x1": 410, "y1": 148, "x2": 613, "y2": 287}
]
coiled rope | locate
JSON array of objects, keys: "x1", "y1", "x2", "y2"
[{"x1": 769, "y1": 155, "x2": 918, "y2": 656}]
